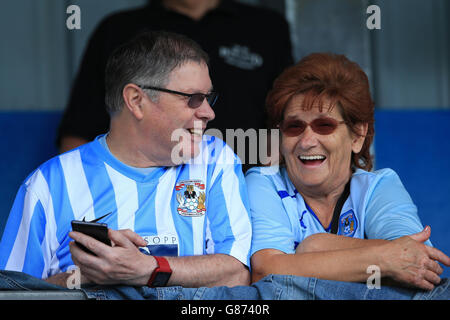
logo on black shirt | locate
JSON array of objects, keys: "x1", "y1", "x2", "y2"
[{"x1": 219, "y1": 44, "x2": 263, "y2": 70}]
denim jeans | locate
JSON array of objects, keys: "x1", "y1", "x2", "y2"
[{"x1": 0, "y1": 271, "x2": 449, "y2": 300}]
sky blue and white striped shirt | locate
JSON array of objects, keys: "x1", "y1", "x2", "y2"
[{"x1": 0, "y1": 134, "x2": 252, "y2": 279}]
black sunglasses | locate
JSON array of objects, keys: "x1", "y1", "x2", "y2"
[{"x1": 138, "y1": 85, "x2": 218, "y2": 109}]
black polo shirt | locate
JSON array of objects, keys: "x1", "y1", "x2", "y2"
[{"x1": 58, "y1": 0, "x2": 293, "y2": 167}]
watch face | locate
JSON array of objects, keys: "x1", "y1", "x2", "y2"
[{"x1": 152, "y1": 272, "x2": 172, "y2": 287}]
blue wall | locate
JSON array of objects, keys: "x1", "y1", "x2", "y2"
[
  {"x1": 374, "y1": 110, "x2": 450, "y2": 278},
  {"x1": 0, "y1": 110, "x2": 449, "y2": 277},
  {"x1": 0, "y1": 112, "x2": 61, "y2": 235}
]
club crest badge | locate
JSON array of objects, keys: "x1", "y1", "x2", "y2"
[
  {"x1": 175, "y1": 180, "x2": 206, "y2": 217},
  {"x1": 338, "y1": 209, "x2": 358, "y2": 237}
]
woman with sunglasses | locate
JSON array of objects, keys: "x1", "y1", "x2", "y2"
[{"x1": 247, "y1": 53, "x2": 450, "y2": 291}]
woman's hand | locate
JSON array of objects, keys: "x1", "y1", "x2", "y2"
[
  {"x1": 295, "y1": 233, "x2": 388, "y2": 253},
  {"x1": 380, "y1": 226, "x2": 450, "y2": 290}
]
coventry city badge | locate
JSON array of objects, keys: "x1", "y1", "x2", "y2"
[
  {"x1": 338, "y1": 209, "x2": 358, "y2": 237},
  {"x1": 175, "y1": 180, "x2": 206, "y2": 217}
]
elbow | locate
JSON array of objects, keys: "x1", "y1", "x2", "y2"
[
  {"x1": 235, "y1": 267, "x2": 251, "y2": 286},
  {"x1": 221, "y1": 264, "x2": 250, "y2": 287},
  {"x1": 250, "y1": 267, "x2": 267, "y2": 284},
  {"x1": 250, "y1": 260, "x2": 272, "y2": 284},
  {"x1": 296, "y1": 233, "x2": 329, "y2": 253},
  {"x1": 218, "y1": 257, "x2": 251, "y2": 287},
  {"x1": 249, "y1": 249, "x2": 282, "y2": 283}
]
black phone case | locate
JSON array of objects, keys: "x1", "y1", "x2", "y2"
[{"x1": 71, "y1": 220, "x2": 111, "y2": 254}]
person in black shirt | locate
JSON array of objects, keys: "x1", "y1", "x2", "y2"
[{"x1": 58, "y1": 0, "x2": 293, "y2": 170}]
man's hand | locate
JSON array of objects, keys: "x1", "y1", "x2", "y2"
[
  {"x1": 69, "y1": 229, "x2": 249, "y2": 288},
  {"x1": 69, "y1": 229, "x2": 156, "y2": 286},
  {"x1": 380, "y1": 226, "x2": 450, "y2": 291}
]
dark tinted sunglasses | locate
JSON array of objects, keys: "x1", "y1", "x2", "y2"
[
  {"x1": 280, "y1": 117, "x2": 346, "y2": 136},
  {"x1": 138, "y1": 85, "x2": 218, "y2": 109}
]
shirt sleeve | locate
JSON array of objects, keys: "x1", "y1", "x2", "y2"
[
  {"x1": 0, "y1": 183, "x2": 47, "y2": 278},
  {"x1": 205, "y1": 144, "x2": 252, "y2": 266},
  {"x1": 246, "y1": 169, "x2": 297, "y2": 256},
  {"x1": 364, "y1": 169, "x2": 432, "y2": 246}
]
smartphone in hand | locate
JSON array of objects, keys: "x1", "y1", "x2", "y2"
[{"x1": 71, "y1": 213, "x2": 112, "y2": 254}]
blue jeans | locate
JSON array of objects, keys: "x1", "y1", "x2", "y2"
[{"x1": 0, "y1": 271, "x2": 449, "y2": 300}]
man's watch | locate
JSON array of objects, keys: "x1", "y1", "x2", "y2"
[{"x1": 147, "y1": 256, "x2": 172, "y2": 287}]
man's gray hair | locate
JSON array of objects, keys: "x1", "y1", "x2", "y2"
[{"x1": 105, "y1": 30, "x2": 210, "y2": 115}]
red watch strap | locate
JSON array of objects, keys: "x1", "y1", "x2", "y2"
[{"x1": 147, "y1": 256, "x2": 172, "y2": 287}]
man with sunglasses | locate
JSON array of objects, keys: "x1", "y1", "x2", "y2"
[
  {"x1": 57, "y1": 0, "x2": 293, "y2": 174},
  {"x1": 0, "y1": 31, "x2": 252, "y2": 289}
]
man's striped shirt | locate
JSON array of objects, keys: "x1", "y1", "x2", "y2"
[{"x1": 0, "y1": 135, "x2": 252, "y2": 279}]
